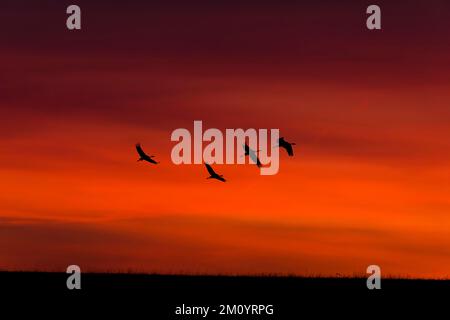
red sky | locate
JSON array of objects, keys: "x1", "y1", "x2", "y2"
[{"x1": 1, "y1": 0, "x2": 450, "y2": 277}]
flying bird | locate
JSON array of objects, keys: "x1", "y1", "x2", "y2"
[
  {"x1": 243, "y1": 143, "x2": 262, "y2": 167},
  {"x1": 278, "y1": 137, "x2": 296, "y2": 156},
  {"x1": 205, "y1": 163, "x2": 226, "y2": 182},
  {"x1": 136, "y1": 143, "x2": 159, "y2": 164}
]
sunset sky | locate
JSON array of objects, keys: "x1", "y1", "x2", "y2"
[{"x1": 1, "y1": 0, "x2": 450, "y2": 278}]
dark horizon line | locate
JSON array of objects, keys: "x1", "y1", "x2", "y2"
[{"x1": 1, "y1": 270, "x2": 449, "y2": 281}]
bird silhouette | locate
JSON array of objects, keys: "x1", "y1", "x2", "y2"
[
  {"x1": 205, "y1": 163, "x2": 226, "y2": 182},
  {"x1": 243, "y1": 143, "x2": 262, "y2": 167},
  {"x1": 136, "y1": 143, "x2": 159, "y2": 164},
  {"x1": 278, "y1": 137, "x2": 296, "y2": 156}
]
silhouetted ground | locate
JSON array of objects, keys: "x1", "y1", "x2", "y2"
[{"x1": 2, "y1": 272, "x2": 448, "y2": 318}]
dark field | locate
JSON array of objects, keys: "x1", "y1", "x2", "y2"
[{"x1": 2, "y1": 272, "x2": 448, "y2": 318}]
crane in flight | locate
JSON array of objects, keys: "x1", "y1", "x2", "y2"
[
  {"x1": 278, "y1": 137, "x2": 296, "y2": 156},
  {"x1": 205, "y1": 163, "x2": 226, "y2": 182},
  {"x1": 243, "y1": 143, "x2": 262, "y2": 167},
  {"x1": 136, "y1": 143, "x2": 159, "y2": 164}
]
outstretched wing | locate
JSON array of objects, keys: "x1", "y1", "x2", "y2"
[
  {"x1": 286, "y1": 144, "x2": 294, "y2": 156},
  {"x1": 148, "y1": 157, "x2": 158, "y2": 164},
  {"x1": 205, "y1": 163, "x2": 216, "y2": 176},
  {"x1": 243, "y1": 143, "x2": 250, "y2": 154},
  {"x1": 136, "y1": 143, "x2": 148, "y2": 158},
  {"x1": 249, "y1": 152, "x2": 262, "y2": 167},
  {"x1": 278, "y1": 139, "x2": 294, "y2": 156}
]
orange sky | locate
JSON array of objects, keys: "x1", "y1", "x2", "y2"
[{"x1": 0, "y1": 1, "x2": 450, "y2": 278}]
